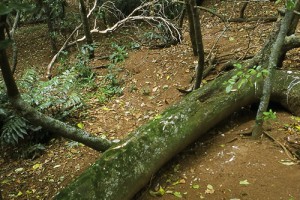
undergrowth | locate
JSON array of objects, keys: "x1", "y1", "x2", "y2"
[{"x1": 0, "y1": 43, "x2": 128, "y2": 154}]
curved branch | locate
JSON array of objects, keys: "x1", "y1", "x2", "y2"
[
  {"x1": 46, "y1": 0, "x2": 98, "y2": 78},
  {"x1": 47, "y1": 0, "x2": 181, "y2": 78},
  {"x1": 196, "y1": 6, "x2": 227, "y2": 23},
  {"x1": 283, "y1": 34, "x2": 300, "y2": 52}
]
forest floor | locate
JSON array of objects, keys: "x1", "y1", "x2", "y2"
[{"x1": 1, "y1": 0, "x2": 300, "y2": 200}]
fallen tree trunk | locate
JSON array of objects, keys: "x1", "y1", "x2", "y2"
[{"x1": 54, "y1": 69, "x2": 300, "y2": 200}]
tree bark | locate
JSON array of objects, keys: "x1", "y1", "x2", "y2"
[
  {"x1": 0, "y1": 15, "x2": 19, "y2": 98},
  {"x1": 9, "y1": 10, "x2": 20, "y2": 74},
  {"x1": 189, "y1": 0, "x2": 205, "y2": 89},
  {"x1": 43, "y1": 0, "x2": 58, "y2": 53},
  {"x1": 252, "y1": 1, "x2": 299, "y2": 138},
  {"x1": 79, "y1": 0, "x2": 94, "y2": 58},
  {"x1": 185, "y1": 0, "x2": 197, "y2": 56},
  {"x1": 54, "y1": 69, "x2": 300, "y2": 200}
]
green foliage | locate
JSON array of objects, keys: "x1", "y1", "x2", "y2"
[
  {"x1": 0, "y1": 64, "x2": 86, "y2": 146},
  {"x1": 224, "y1": 64, "x2": 269, "y2": 93},
  {"x1": 109, "y1": 43, "x2": 128, "y2": 63},
  {"x1": 275, "y1": 0, "x2": 296, "y2": 9},
  {"x1": 286, "y1": 0, "x2": 296, "y2": 10},
  {"x1": 0, "y1": 1, "x2": 33, "y2": 15},
  {"x1": 74, "y1": 47, "x2": 95, "y2": 83},
  {"x1": 95, "y1": 43, "x2": 128, "y2": 104},
  {"x1": 21, "y1": 68, "x2": 83, "y2": 119},
  {"x1": 96, "y1": 63, "x2": 124, "y2": 104},
  {"x1": 0, "y1": 115, "x2": 27, "y2": 145},
  {"x1": 263, "y1": 109, "x2": 277, "y2": 121}
]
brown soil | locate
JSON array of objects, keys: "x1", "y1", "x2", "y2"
[{"x1": 1, "y1": 1, "x2": 300, "y2": 200}]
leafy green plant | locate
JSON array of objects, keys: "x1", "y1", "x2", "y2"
[
  {"x1": 0, "y1": 64, "x2": 86, "y2": 146},
  {"x1": 74, "y1": 46, "x2": 95, "y2": 81},
  {"x1": 21, "y1": 68, "x2": 83, "y2": 119},
  {"x1": 0, "y1": 115, "x2": 28, "y2": 145},
  {"x1": 262, "y1": 109, "x2": 277, "y2": 121},
  {"x1": 109, "y1": 43, "x2": 128, "y2": 63},
  {"x1": 224, "y1": 63, "x2": 269, "y2": 93}
]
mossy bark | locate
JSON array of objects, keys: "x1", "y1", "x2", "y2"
[{"x1": 54, "y1": 70, "x2": 300, "y2": 200}]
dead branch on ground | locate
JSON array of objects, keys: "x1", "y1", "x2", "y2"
[{"x1": 46, "y1": 0, "x2": 182, "y2": 78}]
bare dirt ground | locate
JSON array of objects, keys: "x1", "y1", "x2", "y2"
[{"x1": 1, "y1": 1, "x2": 300, "y2": 199}]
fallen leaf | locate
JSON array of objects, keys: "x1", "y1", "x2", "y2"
[
  {"x1": 1, "y1": 179, "x2": 10, "y2": 184},
  {"x1": 149, "y1": 186, "x2": 165, "y2": 197},
  {"x1": 279, "y1": 160, "x2": 297, "y2": 166},
  {"x1": 172, "y1": 179, "x2": 186, "y2": 185},
  {"x1": 239, "y1": 180, "x2": 250, "y2": 185},
  {"x1": 15, "y1": 168, "x2": 24, "y2": 173},
  {"x1": 32, "y1": 163, "x2": 42, "y2": 170},
  {"x1": 205, "y1": 184, "x2": 215, "y2": 194},
  {"x1": 101, "y1": 106, "x2": 111, "y2": 111},
  {"x1": 77, "y1": 122, "x2": 84, "y2": 129},
  {"x1": 17, "y1": 191, "x2": 23, "y2": 197},
  {"x1": 173, "y1": 191, "x2": 182, "y2": 198},
  {"x1": 192, "y1": 184, "x2": 200, "y2": 189}
]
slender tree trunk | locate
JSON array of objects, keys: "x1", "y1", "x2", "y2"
[
  {"x1": 252, "y1": 5, "x2": 297, "y2": 138},
  {"x1": 43, "y1": 0, "x2": 58, "y2": 53},
  {"x1": 278, "y1": 1, "x2": 300, "y2": 68},
  {"x1": 10, "y1": 11, "x2": 20, "y2": 74},
  {"x1": 0, "y1": 15, "x2": 19, "y2": 98},
  {"x1": 190, "y1": 0, "x2": 205, "y2": 89},
  {"x1": 178, "y1": 8, "x2": 186, "y2": 31},
  {"x1": 79, "y1": 0, "x2": 94, "y2": 58},
  {"x1": 185, "y1": 0, "x2": 197, "y2": 56}
]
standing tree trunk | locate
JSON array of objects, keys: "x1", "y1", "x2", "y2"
[
  {"x1": 190, "y1": 0, "x2": 205, "y2": 89},
  {"x1": 79, "y1": 0, "x2": 94, "y2": 58},
  {"x1": 0, "y1": 15, "x2": 19, "y2": 98},
  {"x1": 43, "y1": 0, "x2": 58, "y2": 53},
  {"x1": 0, "y1": 15, "x2": 111, "y2": 152},
  {"x1": 9, "y1": 10, "x2": 20, "y2": 74},
  {"x1": 252, "y1": 1, "x2": 299, "y2": 138},
  {"x1": 185, "y1": 0, "x2": 197, "y2": 56}
]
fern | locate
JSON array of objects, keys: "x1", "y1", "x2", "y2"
[
  {"x1": 0, "y1": 67, "x2": 85, "y2": 146},
  {"x1": 0, "y1": 115, "x2": 28, "y2": 145},
  {"x1": 21, "y1": 67, "x2": 83, "y2": 119}
]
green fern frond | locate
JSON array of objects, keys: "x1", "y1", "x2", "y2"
[{"x1": 1, "y1": 115, "x2": 28, "y2": 145}]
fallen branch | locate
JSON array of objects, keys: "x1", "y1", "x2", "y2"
[
  {"x1": 228, "y1": 16, "x2": 277, "y2": 23},
  {"x1": 263, "y1": 131, "x2": 297, "y2": 161},
  {"x1": 46, "y1": 0, "x2": 182, "y2": 77},
  {"x1": 54, "y1": 70, "x2": 300, "y2": 200}
]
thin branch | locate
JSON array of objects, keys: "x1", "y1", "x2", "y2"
[
  {"x1": 196, "y1": 6, "x2": 227, "y2": 23},
  {"x1": 46, "y1": 0, "x2": 98, "y2": 78},
  {"x1": 47, "y1": 0, "x2": 182, "y2": 77}
]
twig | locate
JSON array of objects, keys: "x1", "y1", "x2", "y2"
[
  {"x1": 263, "y1": 131, "x2": 297, "y2": 161},
  {"x1": 46, "y1": 0, "x2": 98, "y2": 78},
  {"x1": 196, "y1": 6, "x2": 227, "y2": 24},
  {"x1": 205, "y1": 26, "x2": 227, "y2": 61}
]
